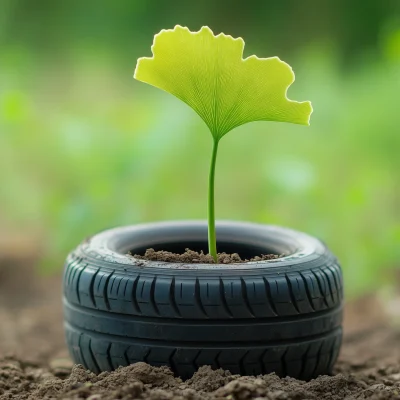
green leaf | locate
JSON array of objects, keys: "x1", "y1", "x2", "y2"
[{"x1": 134, "y1": 25, "x2": 313, "y2": 139}]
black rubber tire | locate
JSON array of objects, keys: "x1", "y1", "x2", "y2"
[{"x1": 63, "y1": 221, "x2": 343, "y2": 380}]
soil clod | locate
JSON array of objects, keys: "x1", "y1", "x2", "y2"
[
  {"x1": 2, "y1": 359, "x2": 400, "y2": 399},
  {"x1": 132, "y1": 248, "x2": 281, "y2": 263}
]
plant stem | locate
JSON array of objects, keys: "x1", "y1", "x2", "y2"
[{"x1": 208, "y1": 138, "x2": 219, "y2": 262}]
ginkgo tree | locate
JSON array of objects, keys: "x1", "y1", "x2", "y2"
[{"x1": 134, "y1": 25, "x2": 313, "y2": 261}]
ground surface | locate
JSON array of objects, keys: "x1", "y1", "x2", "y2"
[{"x1": 1, "y1": 253, "x2": 400, "y2": 399}]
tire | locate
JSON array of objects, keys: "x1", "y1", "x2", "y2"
[{"x1": 63, "y1": 221, "x2": 343, "y2": 380}]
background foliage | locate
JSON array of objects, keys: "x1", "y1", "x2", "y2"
[{"x1": 1, "y1": 0, "x2": 399, "y2": 296}]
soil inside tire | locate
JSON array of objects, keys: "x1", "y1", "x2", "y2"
[
  {"x1": 2, "y1": 252, "x2": 400, "y2": 399},
  {"x1": 131, "y1": 248, "x2": 281, "y2": 263}
]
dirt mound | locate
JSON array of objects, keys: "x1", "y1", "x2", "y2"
[
  {"x1": 132, "y1": 248, "x2": 280, "y2": 263},
  {"x1": 2, "y1": 358, "x2": 400, "y2": 400}
]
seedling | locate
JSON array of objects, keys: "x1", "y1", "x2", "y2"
[{"x1": 134, "y1": 26, "x2": 312, "y2": 261}]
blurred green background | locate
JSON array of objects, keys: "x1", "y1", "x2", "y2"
[{"x1": 0, "y1": 0, "x2": 399, "y2": 297}]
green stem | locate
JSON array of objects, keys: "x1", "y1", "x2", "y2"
[{"x1": 208, "y1": 138, "x2": 219, "y2": 262}]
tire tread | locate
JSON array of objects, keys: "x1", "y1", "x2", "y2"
[
  {"x1": 63, "y1": 242, "x2": 343, "y2": 379},
  {"x1": 65, "y1": 325, "x2": 341, "y2": 380},
  {"x1": 64, "y1": 254, "x2": 342, "y2": 320}
]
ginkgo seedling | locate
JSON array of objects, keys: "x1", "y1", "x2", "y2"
[{"x1": 134, "y1": 25, "x2": 313, "y2": 262}]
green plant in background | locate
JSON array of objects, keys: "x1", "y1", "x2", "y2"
[
  {"x1": 135, "y1": 25, "x2": 313, "y2": 261},
  {"x1": 2, "y1": 7, "x2": 399, "y2": 295}
]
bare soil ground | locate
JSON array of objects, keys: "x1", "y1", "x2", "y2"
[{"x1": 1, "y1": 252, "x2": 400, "y2": 399}]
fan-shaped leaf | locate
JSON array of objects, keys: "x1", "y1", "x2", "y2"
[{"x1": 134, "y1": 25, "x2": 312, "y2": 139}]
